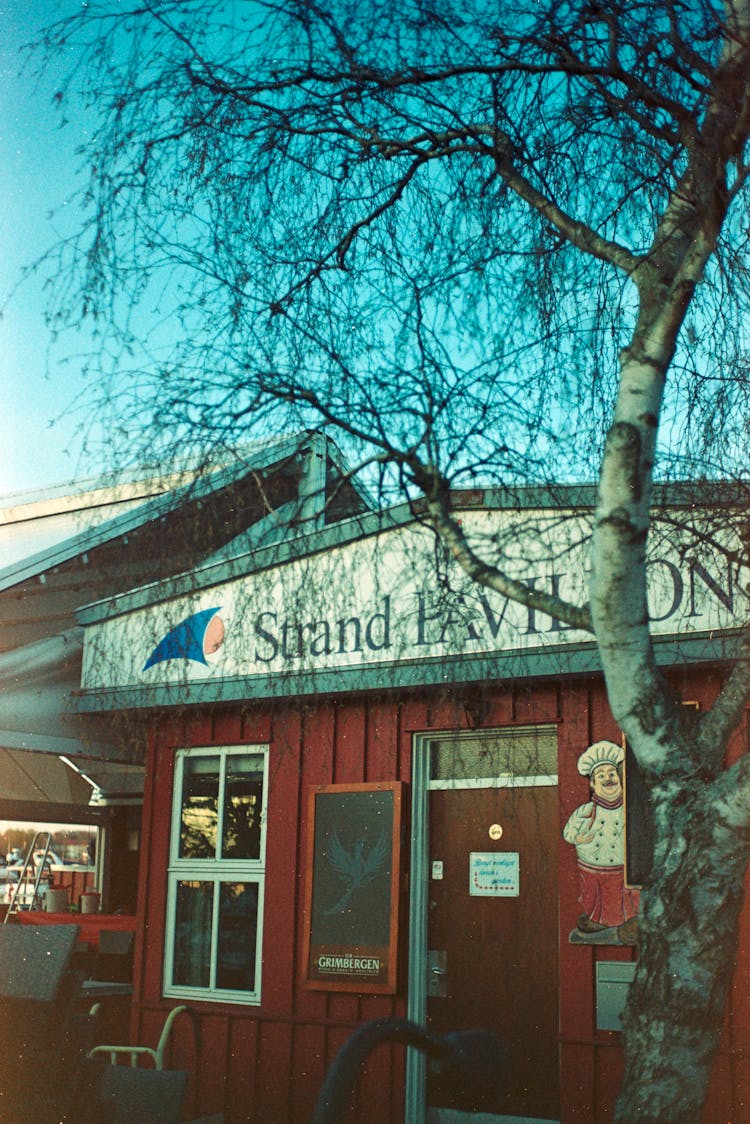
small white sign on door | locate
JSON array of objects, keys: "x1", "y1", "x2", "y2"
[{"x1": 469, "y1": 851, "x2": 520, "y2": 897}]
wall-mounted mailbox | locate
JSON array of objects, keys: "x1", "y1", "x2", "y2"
[{"x1": 596, "y1": 961, "x2": 637, "y2": 1031}]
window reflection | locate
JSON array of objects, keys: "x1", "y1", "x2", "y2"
[
  {"x1": 173, "y1": 880, "x2": 212, "y2": 987},
  {"x1": 179, "y1": 757, "x2": 220, "y2": 857},
  {"x1": 222, "y1": 758, "x2": 264, "y2": 859},
  {"x1": 216, "y1": 881, "x2": 259, "y2": 991}
]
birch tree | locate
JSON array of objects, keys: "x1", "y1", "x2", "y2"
[{"x1": 35, "y1": 0, "x2": 750, "y2": 1119}]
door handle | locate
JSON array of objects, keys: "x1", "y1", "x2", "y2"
[{"x1": 427, "y1": 949, "x2": 448, "y2": 997}]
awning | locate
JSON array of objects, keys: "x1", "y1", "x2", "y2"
[
  {"x1": 0, "y1": 631, "x2": 143, "y2": 763},
  {"x1": 0, "y1": 747, "x2": 93, "y2": 805}
]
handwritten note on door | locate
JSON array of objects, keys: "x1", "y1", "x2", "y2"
[{"x1": 469, "y1": 852, "x2": 520, "y2": 897}]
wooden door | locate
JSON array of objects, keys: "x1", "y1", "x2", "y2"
[{"x1": 426, "y1": 785, "x2": 560, "y2": 1120}]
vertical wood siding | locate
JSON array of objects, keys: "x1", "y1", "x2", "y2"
[{"x1": 129, "y1": 672, "x2": 750, "y2": 1123}]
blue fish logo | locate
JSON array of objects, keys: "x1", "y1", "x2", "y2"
[{"x1": 143, "y1": 607, "x2": 224, "y2": 670}]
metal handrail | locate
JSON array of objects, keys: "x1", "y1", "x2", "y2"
[{"x1": 310, "y1": 1016, "x2": 510, "y2": 1124}]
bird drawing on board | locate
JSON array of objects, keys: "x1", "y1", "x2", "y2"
[{"x1": 323, "y1": 828, "x2": 389, "y2": 914}]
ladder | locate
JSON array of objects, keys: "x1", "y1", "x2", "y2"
[{"x1": 3, "y1": 832, "x2": 53, "y2": 922}]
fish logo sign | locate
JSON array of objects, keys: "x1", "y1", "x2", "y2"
[
  {"x1": 323, "y1": 829, "x2": 389, "y2": 914},
  {"x1": 143, "y1": 607, "x2": 224, "y2": 671}
]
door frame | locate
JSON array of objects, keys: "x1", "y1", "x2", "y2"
[
  {"x1": 405, "y1": 730, "x2": 559, "y2": 1123},
  {"x1": 405, "y1": 734, "x2": 431, "y2": 1124}
]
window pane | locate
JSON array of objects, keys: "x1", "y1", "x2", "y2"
[
  {"x1": 431, "y1": 727, "x2": 558, "y2": 780},
  {"x1": 221, "y1": 757, "x2": 264, "y2": 859},
  {"x1": 180, "y1": 757, "x2": 220, "y2": 858},
  {"x1": 173, "y1": 881, "x2": 213, "y2": 987},
  {"x1": 216, "y1": 882, "x2": 259, "y2": 991}
]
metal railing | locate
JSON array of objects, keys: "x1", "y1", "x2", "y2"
[{"x1": 311, "y1": 1016, "x2": 510, "y2": 1124}]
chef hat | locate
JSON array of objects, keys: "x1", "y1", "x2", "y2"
[{"x1": 577, "y1": 740, "x2": 624, "y2": 777}]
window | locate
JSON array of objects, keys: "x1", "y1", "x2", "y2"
[
  {"x1": 164, "y1": 746, "x2": 268, "y2": 1005},
  {"x1": 429, "y1": 725, "x2": 558, "y2": 787}
]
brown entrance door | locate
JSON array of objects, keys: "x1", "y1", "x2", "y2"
[{"x1": 426, "y1": 784, "x2": 560, "y2": 1120}]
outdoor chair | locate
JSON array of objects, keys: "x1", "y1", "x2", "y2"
[
  {"x1": 88, "y1": 1005, "x2": 192, "y2": 1122},
  {"x1": 92, "y1": 926, "x2": 135, "y2": 982},
  {"x1": 88, "y1": 1002, "x2": 189, "y2": 1068},
  {"x1": 95, "y1": 1064, "x2": 188, "y2": 1124},
  {"x1": 0, "y1": 922, "x2": 101, "y2": 1120}
]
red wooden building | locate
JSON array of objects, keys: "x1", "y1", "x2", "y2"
[
  {"x1": 0, "y1": 431, "x2": 365, "y2": 914},
  {"x1": 72, "y1": 482, "x2": 750, "y2": 1123}
]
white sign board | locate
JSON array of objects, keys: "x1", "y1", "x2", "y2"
[
  {"x1": 79, "y1": 507, "x2": 747, "y2": 693},
  {"x1": 469, "y1": 852, "x2": 520, "y2": 897}
]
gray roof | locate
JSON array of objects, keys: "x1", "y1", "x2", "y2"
[
  {"x1": 74, "y1": 477, "x2": 735, "y2": 627},
  {"x1": 0, "y1": 431, "x2": 348, "y2": 592}
]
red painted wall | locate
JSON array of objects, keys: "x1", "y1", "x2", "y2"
[{"x1": 127, "y1": 671, "x2": 750, "y2": 1123}]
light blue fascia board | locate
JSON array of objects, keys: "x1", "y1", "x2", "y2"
[
  {"x1": 0, "y1": 488, "x2": 184, "y2": 592},
  {"x1": 71, "y1": 630, "x2": 740, "y2": 715},
  {"x1": 73, "y1": 483, "x2": 593, "y2": 624},
  {"x1": 73, "y1": 486, "x2": 596, "y2": 626},
  {"x1": 75, "y1": 505, "x2": 413, "y2": 625},
  {"x1": 73, "y1": 485, "x2": 597, "y2": 626},
  {"x1": 73, "y1": 478, "x2": 742, "y2": 627}
]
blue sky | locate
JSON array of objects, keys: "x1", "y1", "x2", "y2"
[{"x1": 0, "y1": 2, "x2": 101, "y2": 498}]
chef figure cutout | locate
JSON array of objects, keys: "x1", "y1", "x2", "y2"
[{"x1": 563, "y1": 740, "x2": 639, "y2": 945}]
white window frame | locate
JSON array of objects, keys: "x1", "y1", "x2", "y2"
[{"x1": 164, "y1": 744, "x2": 268, "y2": 1006}]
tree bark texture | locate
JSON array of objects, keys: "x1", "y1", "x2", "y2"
[{"x1": 616, "y1": 766, "x2": 750, "y2": 1122}]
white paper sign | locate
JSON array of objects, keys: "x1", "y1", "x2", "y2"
[{"x1": 469, "y1": 852, "x2": 520, "y2": 897}]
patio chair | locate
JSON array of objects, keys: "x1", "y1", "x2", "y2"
[
  {"x1": 92, "y1": 927, "x2": 135, "y2": 982},
  {"x1": 95, "y1": 1064, "x2": 188, "y2": 1124},
  {"x1": 88, "y1": 1003, "x2": 190, "y2": 1068},
  {"x1": 88, "y1": 1005, "x2": 192, "y2": 1123},
  {"x1": 0, "y1": 923, "x2": 100, "y2": 1121}
]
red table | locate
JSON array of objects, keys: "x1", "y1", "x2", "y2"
[{"x1": 14, "y1": 912, "x2": 137, "y2": 951}]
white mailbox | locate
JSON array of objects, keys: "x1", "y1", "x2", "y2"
[{"x1": 595, "y1": 961, "x2": 637, "y2": 1031}]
